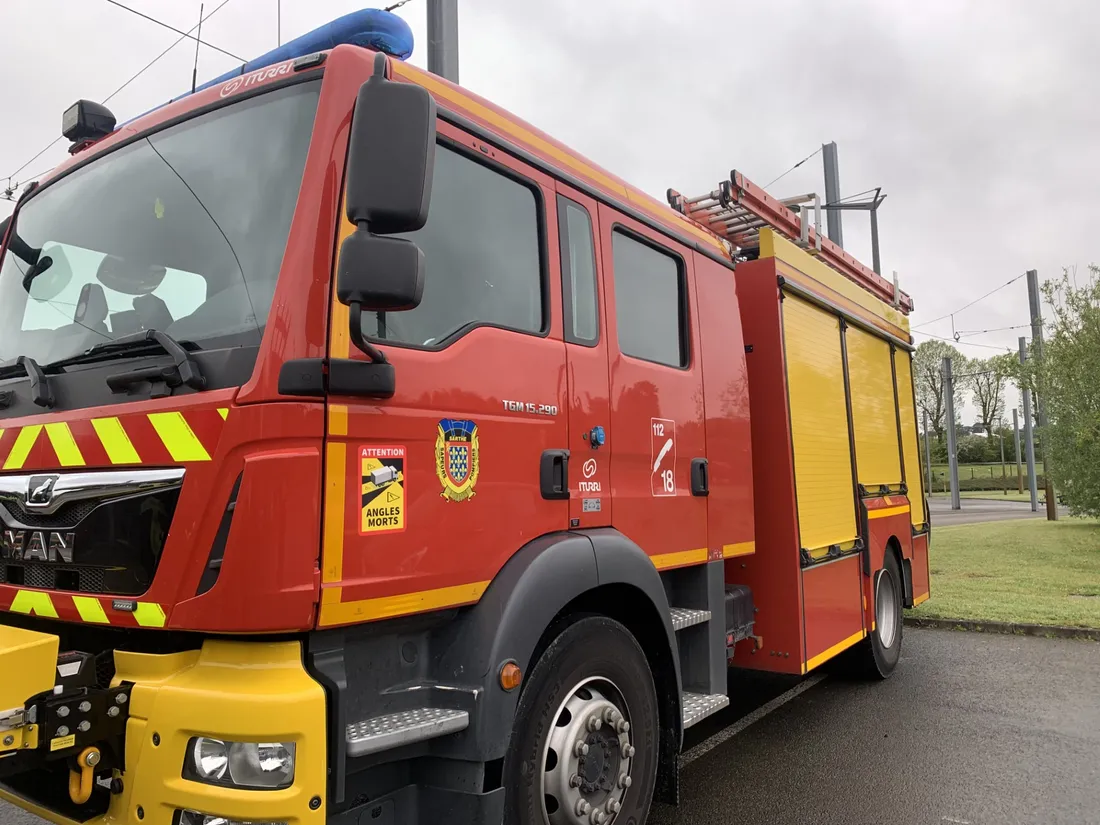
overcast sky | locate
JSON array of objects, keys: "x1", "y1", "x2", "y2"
[{"x1": 3, "y1": 0, "x2": 1095, "y2": 421}]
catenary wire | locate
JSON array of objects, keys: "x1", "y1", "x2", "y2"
[{"x1": 104, "y1": 0, "x2": 245, "y2": 61}]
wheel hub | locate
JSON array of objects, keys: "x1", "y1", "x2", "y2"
[
  {"x1": 541, "y1": 679, "x2": 634, "y2": 825},
  {"x1": 876, "y1": 567, "x2": 898, "y2": 648}
]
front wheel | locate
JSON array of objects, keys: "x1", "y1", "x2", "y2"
[{"x1": 503, "y1": 616, "x2": 659, "y2": 825}]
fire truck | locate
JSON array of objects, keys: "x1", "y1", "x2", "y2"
[{"x1": 0, "y1": 9, "x2": 929, "y2": 825}]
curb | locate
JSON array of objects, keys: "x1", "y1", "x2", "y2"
[{"x1": 905, "y1": 615, "x2": 1100, "y2": 641}]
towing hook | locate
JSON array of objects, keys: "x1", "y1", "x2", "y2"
[{"x1": 68, "y1": 746, "x2": 101, "y2": 805}]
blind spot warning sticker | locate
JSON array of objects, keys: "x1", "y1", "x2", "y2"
[{"x1": 360, "y1": 445, "x2": 406, "y2": 534}]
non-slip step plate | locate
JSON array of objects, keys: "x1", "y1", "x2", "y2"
[
  {"x1": 681, "y1": 692, "x2": 729, "y2": 729},
  {"x1": 669, "y1": 607, "x2": 711, "y2": 631},
  {"x1": 346, "y1": 707, "x2": 469, "y2": 757}
]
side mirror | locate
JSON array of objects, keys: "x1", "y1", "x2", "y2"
[
  {"x1": 345, "y1": 53, "x2": 437, "y2": 234},
  {"x1": 337, "y1": 52, "x2": 436, "y2": 369}
]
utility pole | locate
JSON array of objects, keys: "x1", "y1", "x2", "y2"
[
  {"x1": 1019, "y1": 337, "x2": 1039, "y2": 512},
  {"x1": 999, "y1": 427, "x2": 1007, "y2": 495},
  {"x1": 922, "y1": 408, "x2": 934, "y2": 497},
  {"x1": 822, "y1": 142, "x2": 843, "y2": 248},
  {"x1": 1012, "y1": 407, "x2": 1023, "y2": 494},
  {"x1": 1026, "y1": 269, "x2": 1057, "y2": 520},
  {"x1": 427, "y1": 0, "x2": 460, "y2": 83},
  {"x1": 943, "y1": 358, "x2": 961, "y2": 510}
]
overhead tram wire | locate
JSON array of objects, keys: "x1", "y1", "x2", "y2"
[
  {"x1": 911, "y1": 272, "x2": 1027, "y2": 331},
  {"x1": 4, "y1": 0, "x2": 237, "y2": 193},
  {"x1": 763, "y1": 146, "x2": 823, "y2": 190},
  {"x1": 914, "y1": 329, "x2": 1014, "y2": 352},
  {"x1": 104, "y1": 0, "x2": 245, "y2": 62}
]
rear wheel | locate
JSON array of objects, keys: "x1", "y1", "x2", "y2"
[
  {"x1": 849, "y1": 551, "x2": 903, "y2": 679},
  {"x1": 503, "y1": 616, "x2": 659, "y2": 825}
]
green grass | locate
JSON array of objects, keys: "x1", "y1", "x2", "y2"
[{"x1": 910, "y1": 519, "x2": 1100, "y2": 628}]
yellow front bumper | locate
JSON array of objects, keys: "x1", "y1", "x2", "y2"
[{"x1": 0, "y1": 636, "x2": 328, "y2": 825}]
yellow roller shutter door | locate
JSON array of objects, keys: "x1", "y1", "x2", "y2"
[
  {"x1": 782, "y1": 294, "x2": 857, "y2": 553},
  {"x1": 894, "y1": 350, "x2": 927, "y2": 528},
  {"x1": 846, "y1": 326, "x2": 903, "y2": 490}
]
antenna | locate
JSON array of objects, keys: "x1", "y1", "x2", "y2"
[
  {"x1": 191, "y1": 3, "x2": 205, "y2": 94},
  {"x1": 277, "y1": 0, "x2": 282, "y2": 46}
]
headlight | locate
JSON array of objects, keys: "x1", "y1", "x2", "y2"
[
  {"x1": 179, "y1": 810, "x2": 286, "y2": 825},
  {"x1": 184, "y1": 738, "x2": 296, "y2": 790}
]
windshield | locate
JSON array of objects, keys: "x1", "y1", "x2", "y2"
[{"x1": 0, "y1": 80, "x2": 320, "y2": 366}]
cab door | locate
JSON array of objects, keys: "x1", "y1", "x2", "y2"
[
  {"x1": 319, "y1": 122, "x2": 569, "y2": 627},
  {"x1": 554, "y1": 186, "x2": 611, "y2": 527},
  {"x1": 597, "y1": 205, "x2": 708, "y2": 566}
]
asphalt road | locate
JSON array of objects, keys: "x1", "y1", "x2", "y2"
[
  {"x1": 650, "y1": 628, "x2": 1100, "y2": 825},
  {"x1": 3, "y1": 630, "x2": 1098, "y2": 825},
  {"x1": 927, "y1": 496, "x2": 1068, "y2": 526}
]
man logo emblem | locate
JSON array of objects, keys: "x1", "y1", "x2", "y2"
[
  {"x1": 26, "y1": 475, "x2": 59, "y2": 508},
  {"x1": 435, "y1": 419, "x2": 480, "y2": 502}
]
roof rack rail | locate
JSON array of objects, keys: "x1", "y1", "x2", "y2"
[{"x1": 667, "y1": 170, "x2": 912, "y2": 313}]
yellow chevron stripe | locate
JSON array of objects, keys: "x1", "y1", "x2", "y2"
[
  {"x1": 72, "y1": 596, "x2": 110, "y2": 624},
  {"x1": 10, "y1": 590, "x2": 58, "y2": 619},
  {"x1": 4, "y1": 425, "x2": 42, "y2": 470},
  {"x1": 133, "y1": 602, "x2": 166, "y2": 628},
  {"x1": 148, "y1": 412, "x2": 210, "y2": 462},
  {"x1": 44, "y1": 423, "x2": 85, "y2": 467},
  {"x1": 217, "y1": 408, "x2": 229, "y2": 420},
  {"x1": 91, "y1": 417, "x2": 142, "y2": 464}
]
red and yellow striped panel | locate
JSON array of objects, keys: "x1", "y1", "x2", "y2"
[
  {"x1": 0, "y1": 407, "x2": 229, "y2": 472},
  {"x1": 0, "y1": 589, "x2": 166, "y2": 627}
]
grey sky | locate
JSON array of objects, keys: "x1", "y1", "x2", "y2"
[{"x1": 3, "y1": 0, "x2": 1094, "y2": 419}]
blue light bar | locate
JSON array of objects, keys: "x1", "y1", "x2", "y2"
[{"x1": 121, "y1": 8, "x2": 413, "y2": 126}]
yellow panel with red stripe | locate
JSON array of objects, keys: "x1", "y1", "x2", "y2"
[
  {"x1": 0, "y1": 407, "x2": 229, "y2": 472},
  {"x1": 0, "y1": 589, "x2": 167, "y2": 627}
]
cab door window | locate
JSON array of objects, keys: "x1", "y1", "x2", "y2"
[{"x1": 363, "y1": 144, "x2": 544, "y2": 347}]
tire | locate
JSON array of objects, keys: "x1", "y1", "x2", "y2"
[
  {"x1": 503, "y1": 616, "x2": 659, "y2": 825},
  {"x1": 847, "y1": 551, "x2": 904, "y2": 679}
]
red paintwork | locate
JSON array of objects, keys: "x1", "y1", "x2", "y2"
[
  {"x1": 693, "y1": 254, "x2": 755, "y2": 559},
  {"x1": 802, "y1": 554, "x2": 864, "y2": 667},
  {"x1": 911, "y1": 532, "x2": 930, "y2": 602}
]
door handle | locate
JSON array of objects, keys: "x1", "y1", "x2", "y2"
[
  {"x1": 691, "y1": 457, "x2": 709, "y2": 497},
  {"x1": 540, "y1": 449, "x2": 570, "y2": 500}
]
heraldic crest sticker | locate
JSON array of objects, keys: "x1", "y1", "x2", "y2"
[{"x1": 435, "y1": 418, "x2": 480, "y2": 502}]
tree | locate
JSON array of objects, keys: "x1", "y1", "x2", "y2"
[
  {"x1": 1027, "y1": 266, "x2": 1100, "y2": 517},
  {"x1": 912, "y1": 339, "x2": 965, "y2": 441},
  {"x1": 964, "y1": 353, "x2": 1016, "y2": 436}
]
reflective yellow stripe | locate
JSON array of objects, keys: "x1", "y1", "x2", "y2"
[
  {"x1": 217, "y1": 408, "x2": 229, "y2": 420},
  {"x1": 133, "y1": 602, "x2": 166, "y2": 628},
  {"x1": 320, "y1": 581, "x2": 490, "y2": 626},
  {"x1": 322, "y1": 442, "x2": 346, "y2": 583},
  {"x1": 10, "y1": 590, "x2": 58, "y2": 619},
  {"x1": 328, "y1": 404, "x2": 348, "y2": 436},
  {"x1": 148, "y1": 412, "x2": 210, "y2": 462},
  {"x1": 913, "y1": 591, "x2": 930, "y2": 606},
  {"x1": 868, "y1": 505, "x2": 910, "y2": 520},
  {"x1": 72, "y1": 596, "x2": 110, "y2": 624},
  {"x1": 650, "y1": 548, "x2": 709, "y2": 570},
  {"x1": 3, "y1": 425, "x2": 42, "y2": 470},
  {"x1": 91, "y1": 417, "x2": 142, "y2": 464},
  {"x1": 805, "y1": 629, "x2": 866, "y2": 672},
  {"x1": 44, "y1": 422, "x2": 85, "y2": 467},
  {"x1": 723, "y1": 541, "x2": 755, "y2": 558}
]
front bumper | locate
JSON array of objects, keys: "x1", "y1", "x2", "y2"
[{"x1": 0, "y1": 627, "x2": 327, "y2": 825}]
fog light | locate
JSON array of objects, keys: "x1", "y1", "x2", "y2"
[
  {"x1": 185, "y1": 738, "x2": 295, "y2": 789},
  {"x1": 179, "y1": 810, "x2": 286, "y2": 825}
]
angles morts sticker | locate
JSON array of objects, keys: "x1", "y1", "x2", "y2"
[
  {"x1": 435, "y1": 419, "x2": 479, "y2": 502},
  {"x1": 360, "y1": 445, "x2": 406, "y2": 534}
]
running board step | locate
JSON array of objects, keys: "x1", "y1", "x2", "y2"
[
  {"x1": 346, "y1": 708, "x2": 469, "y2": 757},
  {"x1": 670, "y1": 607, "x2": 711, "y2": 631},
  {"x1": 681, "y1": 692, "x2": 729, "y2": 729}
]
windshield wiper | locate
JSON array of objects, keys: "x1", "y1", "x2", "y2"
[
  {"x1": 47, "y1": 330, "x2": 205, "y2": 399},
  {"x1": 0, "y1": 355, "x2": 55, "y2": 408}
]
